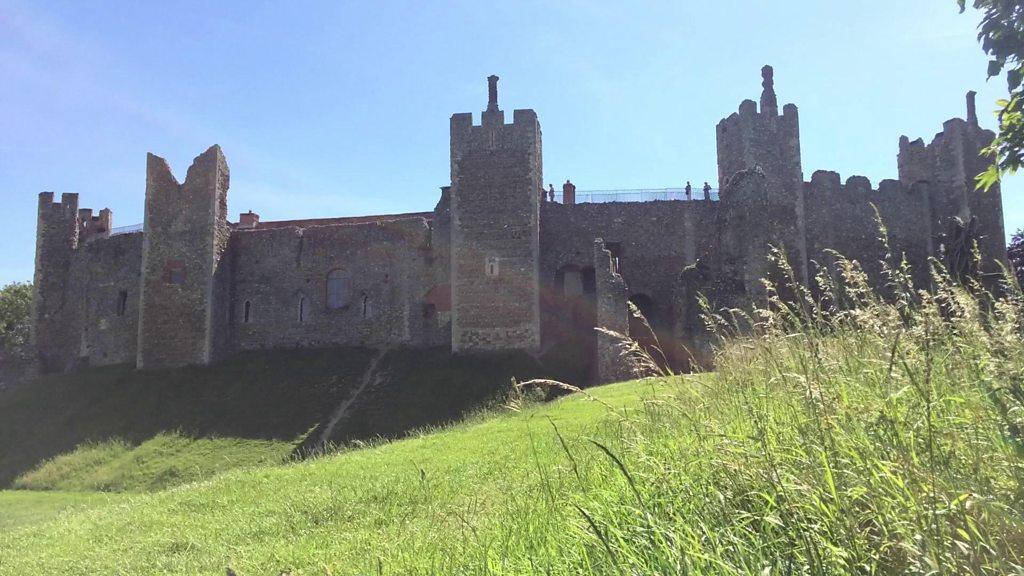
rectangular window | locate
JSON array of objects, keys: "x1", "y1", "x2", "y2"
[
  {"x1": 164, "y1": 261, "x2": 186, "y2": 285},
  {"x1": 604, "y1": 242, "x2": 623, "y2": 272},
  {"x1": 485, "y1": 256, "x2": 500, "y2": 277},
  {"x1": 116, "y1": 290, "x2": 128, "y2": 317}
]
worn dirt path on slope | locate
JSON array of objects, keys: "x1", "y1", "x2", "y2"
[{"x1": 317, "y1": 348, "x2": 388, "y2": 446}]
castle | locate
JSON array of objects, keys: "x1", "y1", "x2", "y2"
[{"x1": 31, "y1": 67, "x2": 1007, "y2": 382}]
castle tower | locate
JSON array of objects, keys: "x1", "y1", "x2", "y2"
[
  {"x1": 449, "y1": 76, "x2": 543, "y2": 352},
  {"x1": 32, "y1": 192, "x2": 81, "y2": 372},
  {"x1": 137, "y1": 145, "x2": 230, "y2": 369},
  {"x1": 898, "y1": 92, "x2": 1006, "y2": 276},
  {"x1": 716, "y1": 65, "x2": 808, "y2": 288}
]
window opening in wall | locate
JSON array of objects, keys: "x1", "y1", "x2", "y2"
[
  {"x1": 559, "y1": 265, "x2": 584, "y2": 297},
  {"x1": 361, "y1": 293, "x2": 374, "y2": 318},
  {"x1": 165, "y1": 261, "x2": 186, "y2": 285},
  {"x1": 298, "y1": 296, "x2": 307, "y2": 323},
  {"x1": 243, "y1": 300, "x2": 252, "y2": 324},
  {"x1": 326, "y1": 269, "x2": 348, "y2": 309},
  {"x1": 605, "y1": 242, "x2": 623, "y2": 272},
  {"x1": 485, "y1": 256, "x2": 500, "y2": 277},
  {"x1": 581, "y1": 267, "x2": 597, "y2": 296},
  {"x1": 116, "y1": 290, "x2": 128, "y2": 317}
]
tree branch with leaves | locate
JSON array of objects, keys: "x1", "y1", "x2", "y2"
[{"x1": 959, "y1": 0, "x2": 1024, "y2": 190}]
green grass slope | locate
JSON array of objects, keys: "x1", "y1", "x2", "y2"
[
  {"x1": 0, "y1": 490, "x2": 123, "y2": 532},
  {"x1": 0, "y1": 380, "x2": 651, "y2": 573},
  {"x1": 0, "y1": 347, "x2": 545, "y2": 491},
  {"x1": 3, "y1": 257, "x2": 1024, "y2": 574},
  {"x1": 12, "y1": 434, "x2": 293, "y2": 493}
]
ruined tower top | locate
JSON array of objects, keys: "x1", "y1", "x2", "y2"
[
  {"x1": 487, "y1": 75, "x2": 500, "y2": 112},
  {"x1": 760, "y1": 65, "x2": 778, "y2": 116},
  {"x1": 966, "y1": 90, "x2": 978, "y2": 127}
]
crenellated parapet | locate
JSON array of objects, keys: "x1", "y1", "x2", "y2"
[
  {"x1": 895, "y1": 93, "x2": 1005, "y2": 277},
  {"x1": 803, "y1": 171, "x2": 934, "y2": 287}
]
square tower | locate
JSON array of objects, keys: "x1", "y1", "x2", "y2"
[
  {"x1": 137, "y1": 145, "x2": 230, "y2": 369},
  {"x1": 449, "y1": 76, "x2": 543, "y2": 353},
  {"x1": 716, "y1": 65, "x2": 808, "y2": 284}
]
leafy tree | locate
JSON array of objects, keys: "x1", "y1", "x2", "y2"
[
  {"x1": 959, "y1": 1, "x2": 1024, "y2": 190},
  {"x1": 0, "y1": 282, "x2": 32, "y2": 358},
  {"x1": 1009, "y1": 228, "x2": 1024, "y2": 284}
]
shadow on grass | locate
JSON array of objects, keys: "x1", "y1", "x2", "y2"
[{"x1": 0, "y1": 346, "x2": 549, "y2": 489}]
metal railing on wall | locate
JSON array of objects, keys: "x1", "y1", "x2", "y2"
[
  {"x1": 550, "y1": 187, "x2": 719, "y2": 204},
  {"x1": 110, "y1": 223, "x2": 143, "y2": 236}
]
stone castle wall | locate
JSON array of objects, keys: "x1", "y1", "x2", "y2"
[
  {"x1": 227, "y1": 217, "x2": 442, "y2": 351},
  {"x1": 449, "y1": 98, "x2": 543, "y2": 353},
  {"x1": 68, "y1": 232, "x2": 143, "y2": 366},
  {"x1": 137, "y1": 146, "x2": 230, "y2": 369},
  {"x1": 29, "y1": 70, "x2": 1009, "y2": 381},
  {"x1": 539, "y1": 199, "x2": 718, "y2": 341}
]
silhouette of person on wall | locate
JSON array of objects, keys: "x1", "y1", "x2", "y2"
[
  {"x1": 703, "y1": 182, "x2": 712, "y2": 201},
  {"x1": 548, "y1": 184, "x2": 556, "y2": 203},
  {"x1": 685, "y1": 181, "x2": 692, "y2": 200}
]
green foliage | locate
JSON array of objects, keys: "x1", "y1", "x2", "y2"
[
  {"x1": 2, "y1": 247, "x2": 1023, "y2": 573},
  {"x1": 959, "y1": 1, "x2": 1024, "y2": 190},
  {"x1": 1009, "y1": 227, "x2": 1024, "y2": 284},
  {"x1": 0, "y1": 282, "x2": 31, "y2": 357}
]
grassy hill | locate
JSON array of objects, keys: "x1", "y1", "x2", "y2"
[{"x1": 2, "y1": 265, "x2": 1023, "y2": 574}]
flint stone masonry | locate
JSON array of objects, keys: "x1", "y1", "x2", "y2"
[
  {"x1": 594, "y1": 240, "x2": 632, "y2": 384},
  {"x1": 30, "y1": 69, "x2": 1007, "y2": 381}
]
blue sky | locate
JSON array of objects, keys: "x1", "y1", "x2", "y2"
[{"x1": 1, "y1": 0, "x2": 1020, "y2": 285}]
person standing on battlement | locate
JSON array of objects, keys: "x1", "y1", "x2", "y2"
[
  {"x1": 540, "y1": 185, "x2": 547, "y2": 203},
  {"x1": 563, "y1": 179, "x2": 576, "y2": 205},
  {"x1": 703, "y1": 182, "x2": 712, "y2": 201},
  {"x1": 685, "y1": 181, "x2": 692, "y2": 200},
  {"x1": 548, "y1": 184, "x2": 556, "y2": 203}
]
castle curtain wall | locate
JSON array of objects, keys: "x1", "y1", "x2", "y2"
[
  {"x1": 538, "y1": 201, "x2": 719, "y2": 342},
  {"x1": 226, "y1": 218, "x2": 439, "y2": 351},
  {"x1": 68, "y1": 232, "x2": 144, "y2": 366}
]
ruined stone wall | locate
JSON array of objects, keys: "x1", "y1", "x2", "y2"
[
  {"x1": 539, "y1": 200, "x2": 718, "y2": 338},
  {"x1": 593, "y1": 239, "x2": 632, "y2": 384},
  {"x1": 803, "y1": 173, "x2": 933, "y2": 287},
  {"x1": 137, "y1": 146, "x2": 230, "y2": 369},
  {"x1": 68, "y1": 232, "x2": 143, "y2": 366},
  {"x1": 898, "y1": 112, "x2": 1006, "y2": 276},
  {"x1": 32, "y1": 192, "x2": 81, "y2": 372},
  {"x1": 450, "y1": 106, "x2": 543, "y2": 352},
  {"x1": 226, "y1": 217, "x2": 441, "y2": 351}
]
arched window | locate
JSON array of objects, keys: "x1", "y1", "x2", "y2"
[
  {"x1": 298, "y1": 295, "x2": 307, "y2": 323},
  {"x1": 243, "y1": 300, "x2": 253, "y2": 324},
  {"x1": 326, "y1": 270, "x2": 348, "y2": 309}
]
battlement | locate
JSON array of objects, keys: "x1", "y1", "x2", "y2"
[
  {"x1": 78, "y1": 208, "x2": 113, "y2": 243},
  {"x1": 808, "y1": 170, "x2": 927, "y2": 198},
  {"x1": 898, "y1": 92, "x2": 996, "y2": 187},
  {"x1": 716, "y1": 66, "x2": 802, "y2": 195},
  {"x1": 38, "y1": 192, "x2": 79, "y2": 221}
]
